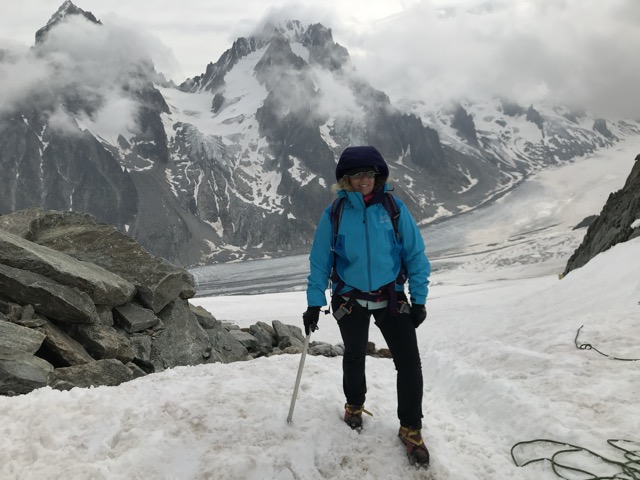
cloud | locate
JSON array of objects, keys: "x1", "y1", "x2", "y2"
[
  {"x1": 2, "y1": 1, "x2": 638, "y2": 120},
  {"x1": 0, "y1": 49, "x2": 53, "y2": 112},
  {"x1": 249, "y1": 3, "x2": 339, "y2": 37},
  {"x1": 333, "y1": 0, "x2": 640, "y2": 118},
  {"x1": 0, "y1": 13, "x2": 171, "y2": 137},
  {"x1": 78, "y1": 91, "x2": 140, "y2": 144},
  {"x1": 312, "y1": 68, "x2": 365, "y2": 121},
  {"x1": 48, "y1": 106, "x2": 82, "y2": 136}
]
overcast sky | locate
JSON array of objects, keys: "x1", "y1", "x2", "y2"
[{"x1": 1, "y1": 0, "x2": 639, "y2": 118}]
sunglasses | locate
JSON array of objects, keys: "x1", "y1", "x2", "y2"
[{"x1": 345, "y1": 171, "x2": 376, "y2": 179}]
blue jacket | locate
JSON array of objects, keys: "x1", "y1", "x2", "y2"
[{"x1": 306, "y1": 186, "x2": 430, "y2": 307}]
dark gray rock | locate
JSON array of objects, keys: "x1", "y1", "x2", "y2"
[
  {"x1": 0, "y1": 263, "x2": 99, "y2": 324},
  {"x1": 593, "y1": 119, "x2": 616, "y2": 140},
  {"x1": 69, "y1": 324, "x2": 134, "y2": 363},
  {"x1": 190, "y1": 304, "x2": 221, "y2": 329},
  {"x1": 52, "y1": 359, "x2": 134, "y2": 389},
  {"x1": 0, "y1": 209, "x2": 195, "y2": 313},
  {"x1": 126, "y1": 361, "x2": 147, "y2": 379},
  {"x1": 250, "y1": 321, "x2": 277, "y2": 348},
  {"x1": 526, "y1": 106, "x2": 544, "y2": 130},
  {"x1": 229, "y1": 329, "x2": 260, "y2": 351},
  {"x1": 0, "y1": 299, "x2": 23, "y2": 322},
  {"x1": 272, "y1": 320, "x2": 305, "y2": 350},
  {"x1": 151, "y1": 298, "x2": 213, "y2": 369},
  {"x1": 0, "y1": 319, "x2": 46, "y2": 353},
  {"x1": 19, "y1": 305, "x2": 43, "y2": 326},
  {"x1": 564, "y1": 155, "x2": 640, "y2": 275},
  {"x1": 96, "y1": 305, "x2": 114, "y2": 327},
  {"x1": 35, "y1": 316, "x2": 94, "y2": 366},
  {"x1": 309, "y1": 342, "x2": 341, "y2": 357},
  {"x1": 0, "y1": 228, "x2": 136, "y2": 306},
  {"x1": 202, "y1": 325, "x2": 251, "y2": 363},
  {"x1": 0, "y1": 347, "x2": 54, "y2": 395},
  {"x1": 129, "y1": 335, "x2": 153, "y2": 365},
  {"x1": 302, "y1": 22, "x2": 349, "y2": 71},
  {"x1": 451, "y1": 104, "x2": 479, "y2": 147},
  {"x1": 113, "y1": 302, "x2": 160, "y2": 333},
  {"x1": 35, "y1": 1, "x2": 102, "y2": 44},
  {"x1": 573, "y1": 215, "x2": 598, "y2": 230}
]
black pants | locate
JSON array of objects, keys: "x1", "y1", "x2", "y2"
[{"x1": 336, "y1": 299, "x2": 424, "y2": 428}]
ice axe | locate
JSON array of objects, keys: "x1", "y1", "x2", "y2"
[{"x1": 286, "y1": 333, "x2": 311, "y2": 423}]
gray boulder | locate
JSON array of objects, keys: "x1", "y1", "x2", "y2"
[
  {"x1": 309, "y1": 342, "x2": 342, "y2": 357},
  {"x1": 0, "y1": 319, "x2": 46, "y2": 353},
  {"x1": 0, "y1": 263, "x2": 99, "y2": 324},
  {"x1": 0, "y1": 347, "x2": 54, "y2": 395},
  {"x1": 190, "y1": 304, "x2": 221, "y2": 329},
  {"x1": 36, "y1": 317, "x2": 94, "y2": 366},
  {"x1": 151, "y1": 298, "x2": 213, "y2": 369},
  {"x1": 96, "y1": 304, "x2": 115, "y2": 327},
  {"x1": 250, "y1": 321, "x2": 277, "y2": 348},
  {"x1": 272, "y1": 320, "x2": 305, "y2": 349},
  {"x1": 0, "y1": 228, "x2": 136, "y2": 306},
  {"x1": 129, "y1": 334, "x2": 154, "y2": 372},
  {"x1": 69, "y1": 324, "x2": 134, "y2": 363},
  {"x1": 113, "y1": 302, "x2": 160, "y2": 333},
  {"x1": 229, "y1": 329, "x2": 260, "y2": 351},
  {"x1": 15, "y1": 304, "x2": 46, "y2": 328},
  {"x1": 0, "y1": 209, "x2": 195, "y2": 313},
  {"x1": 0, "y1": 299, "x2": 23, "y2": 322},
  {"x1": 52, "y1": 359, "x2": 134, "y2": 389},
  {"x1": 201, "y1": 322, "x2": 252, "y2": 364}
]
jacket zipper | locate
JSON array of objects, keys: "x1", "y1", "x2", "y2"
[{"x1": 364, "y1": 204, "x2": 373, "y2": 291}]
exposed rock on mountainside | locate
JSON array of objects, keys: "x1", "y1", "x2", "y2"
[
  {"x1": 1, "y1": 2, "x2": 638, "y2": 266},
  {"x1": 0, "y1": 209, "x2": 383, "y2": 396},
  {"x1": 563, "y1": 154, "x2": 640, "y2": 275},
  {"x1": 35, "y1": 0, "x2": 102, "y2": 43}
]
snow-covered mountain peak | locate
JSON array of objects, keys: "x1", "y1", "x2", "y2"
[
  {"x1": 4, "y1": 5, "x2": 639, "y2": 265},
  {"x1": 35, "y1": 0, "x2": 101, "y2": 43},
  {"x1": 260, "y1": 19, "x2": 306, "y2": 44}
]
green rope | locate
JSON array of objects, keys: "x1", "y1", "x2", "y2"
[
  {"x1": 575, "y1": 325, "x2": 640, "y2": 361},
  {"x1": 511, "y1": 439, "x2": 640, "y2": 479}
]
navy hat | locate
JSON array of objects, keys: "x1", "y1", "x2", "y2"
[{"x1": 335, "y1": 146, "x2": 389, "y2": 181}]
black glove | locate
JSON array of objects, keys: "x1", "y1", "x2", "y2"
[
  {"x1": 303, "y1": 306, "x2": 321, "y2": 335},
  {"x1": 410, "y1": 304, "x2": 427, "y2": 328}
]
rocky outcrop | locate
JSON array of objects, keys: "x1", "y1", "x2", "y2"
[
  {"x1": 451, "y1": 104, "x2": 479, "y2": 147},
  {"x1": 0, "y1": 208, "x2": 199, "y2": 395},
  {"x1": 563, "y1": 154, "x2": 640, "y2": 275},
  {"x1": 0, "y1": 208, "x2": 194, "y2": 313},
  {"x1": 0, "y1": 208, "x2": 389, "y2": 396},
  {"x1": 35, "y1": 0, "x2": 102, "y2": 44}
]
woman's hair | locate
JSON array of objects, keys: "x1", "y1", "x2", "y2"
[{"x1": 332, "y1": 175, "x2": 389, "y2": 193}]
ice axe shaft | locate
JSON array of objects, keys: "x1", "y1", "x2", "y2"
[{"x1": 286, "y1": 333, "x2": 311, "y2": 423}]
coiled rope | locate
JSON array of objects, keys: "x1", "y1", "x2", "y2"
[
  {"x1": 512, "y1": 327, "x2": 640, "y2": 477},
  {"x1": 575, "y1": 325, "x2": 640, "y2": 361},
  {"x1": 511, "y1": 439, "x2": 640, "y2": 479}
]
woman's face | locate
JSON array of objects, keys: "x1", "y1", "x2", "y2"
[{"x1": 348, "y1": 172, "x2": 376, "y2": 196}]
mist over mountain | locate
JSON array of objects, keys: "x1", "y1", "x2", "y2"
[{"x1": 1, "y1": 2, "x2": 638, "y2": 266}]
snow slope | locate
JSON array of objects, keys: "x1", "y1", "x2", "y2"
[{"x1": 1, "y1": 142, "x2": 639, "y2": 480}]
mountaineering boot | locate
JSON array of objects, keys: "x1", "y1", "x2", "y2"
[
  {"x1": 398, "y1": 426, "x2": 430, "y2": 467},
  {"x1": 343, "y1": 404, "x2": 372, "y2": 430}
]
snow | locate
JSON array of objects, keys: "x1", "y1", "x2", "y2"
[
  {"x1": 2, "y1": 141, "x2": 640, "y2": 479},
  {"x1": 158, "y1": 48, "x2": 268, "y2": 145}
]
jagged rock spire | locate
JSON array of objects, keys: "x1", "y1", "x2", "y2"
[{"x1": 35, "y1": 1, "x2": 102, "y2": 44}]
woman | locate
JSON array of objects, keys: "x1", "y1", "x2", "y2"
[{"x1": 303, "y1": 145, "x2": 431, "y2": 466}]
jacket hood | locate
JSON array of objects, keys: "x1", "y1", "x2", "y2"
[{"x1": 335, "y1": 146, "x2": 389, "y2": 181}]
